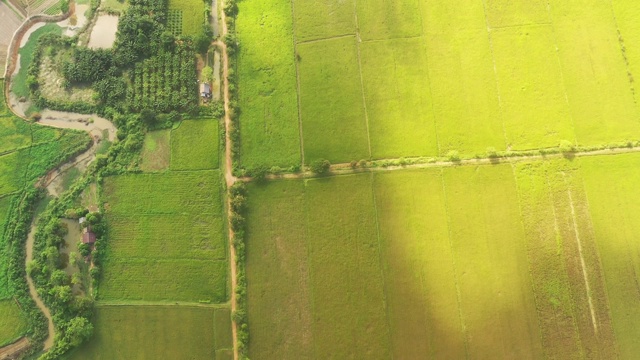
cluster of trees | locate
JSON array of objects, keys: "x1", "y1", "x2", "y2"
[
  {"x1": 113, "y1": 0, "x2": 169, "y2": 66},
  {"x1": 127, "y1": 44, "x2": 198, "y2": 113},
  {"x1": 62, "y1": 48, "x2": 116, "y2": 84},
  {"x1": 229, "y1": 182, "x2": 249, "y2": 359}
]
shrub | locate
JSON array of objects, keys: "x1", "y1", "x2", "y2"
[{"x1": 309, "y1": 159, "x2": 331, "y2": 174}]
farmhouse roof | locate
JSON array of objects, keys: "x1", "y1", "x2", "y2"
[
  {"x1": 200, "y1": 83, "x2": 211, "y2": 94},
  {"x1": 82, "y1": 231, "x2": 97, "y2": 244},
  {"x1": 79, "y1": 217, "x2": 86, "y2": 224}
]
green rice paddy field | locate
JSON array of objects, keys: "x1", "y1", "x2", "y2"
[
  {"x1": 236, "y1": 0, "x2": 640, "y2": 169},
  {"x1": 101, "y1": 171, "x2": 228, "y2": 302},
  {"x1": 245, "y1": 155, "x2": 640, "y2": 358},
  {"x1": 66, "y1": 306, "x2": 233, "y2": 360}
]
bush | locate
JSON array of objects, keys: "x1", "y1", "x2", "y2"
[{"x1": 309, "y1": 159, "x2": 331, "y2": 174}]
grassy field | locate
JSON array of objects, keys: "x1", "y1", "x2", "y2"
[
  {"x1": 298, "y1": 36, "x2": 369, "y2": 163},
  {"x1": 171, "y1": 119, "x2": 219, "y2": 171},
  {"x1": 0, "y1": 197, "x2": 14, "y2": 299},
  {"x1": 101, "y1": 171, "x2": 228, "y2": 302},
  {"x1": 0, "y1": 300, "x2": 27, "y2": 347},
  {"x1": 168, "y1": 0, "x2": 205, "y2": 36},
  {"x1": 67, "y1": 306, "x2": 233, "y2": 360},
  {"x1": 236, "y1": 0, "x2": 301, "y2": 169},
  {"x1": 140, "y1": 129, "x2": 170, "y2": 172},
  {"x1": 234, "y1": 0, "x2": 640, "y2": 165},
  {"x1": 581, "y1": 153, "x2": 640, "y2": 358}
]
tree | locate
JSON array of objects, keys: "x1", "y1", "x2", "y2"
[
  {"x1": 201, "y1": 66, "x2": 213, "y2": 83},
  {"x1": 64, "y1": 317, "x2": 93, "y2": 347},
  {"x1": 309, "y1": 159, "x2": 331, "y2": 174}
]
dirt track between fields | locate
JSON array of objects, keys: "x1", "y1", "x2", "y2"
[{"x1": 0, "y1": 337, "x2": 29, "y2": 360}]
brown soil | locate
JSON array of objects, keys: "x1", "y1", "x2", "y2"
[{"x1": 0, "y1": 338, "x2": 30, "y2": 360}]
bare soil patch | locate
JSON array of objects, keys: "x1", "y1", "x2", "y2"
[
  {"x1": 39, "y1": 56, "x2": 96, "y2": 104},
  {"x1": 0, "y1": 337, "x2": 29, "y2": 360},
  {"x1": 87, "y1": 14, "x2": 118, "y2": 49}
]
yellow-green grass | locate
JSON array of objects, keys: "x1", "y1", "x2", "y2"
[
  {"x1": 214, "y1": 308, "x2": 233, "y2": 351},
  {"x1": 304, "y1": 174, "x2": 390, "y2": 358},
  {"x1": 67, "y1": 306, "x2": 231, "y2": 360},
  {"x1": 298, "y1": 36, "x2": 369, "y2": 163},
  {"x1": 101, "y1": 171, "x2": 227, "y2": 302},
  {"x1": 140, "y1": 129, "x2": 170, "y2": 172},
  {"x1": 171, "y1": 119, "x2": 219, "y2": 171},
  {"x1": 421, "y1": 0, "x2": 504, "y2": 156},
  {"x1": 168, "y1": 0, "x2": 204, "y2": 36},
  {"x1": 550, "y1": 0, "x2": 640, "y2": 146},
  {"x1": 611, "y1": 0, "x2": 640, "y2": 109},
  {"x1": 245, "y1": 180, "x2": 314, "y2": 359},
  {"x1": 492, "y1": 25, "x2": 574, "y2": 150},
  {"x1": 514, "y1": 160, "x2": 617, "y2": 358},
  {"x1": 0, "y1": 117, "x2": 31, "y2": 154},
  {"x1": 0, "y1": 84, "x2": 7, "y2": 116},
  {"x1": 581, "y1": 153, "x2": 640, "y2": 358},
  {"x1": 292, "y1": 0, "x2": 355, "y2": 42},
  {"x1": 100, "y1": 259, "x2": 227, "y2": 302},
  {"x1": 236, "y1": 0, "x2": 301, "y2": 169},
  {"x1": 373, "y1": 170, "x2": 464, "y2": 358},
  {"x1": 355, "y1": 0, "x2": 422, "y2": 41},
  {"x1": 360, "y1": 37, "x2": 437, "y2": 159},
  {"x1": 0, "y1": 151, "x2": 28, "y2": 196},
  {"x1": 0, "y1": 300, "x2": 27, "y2": 347},
  {"x1": 484, "y1": 0, "x2": 549, "y2": 28},
  {"x1": 443, "y1": 164, "x2": 542, "y2": 357},
  {"x1": 99, "y1": 0, "x2": 129, "y2": 13}
]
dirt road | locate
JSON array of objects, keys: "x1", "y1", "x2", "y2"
[{"x1": 0, "y1": 338, "x2": 30, "y2": 360}]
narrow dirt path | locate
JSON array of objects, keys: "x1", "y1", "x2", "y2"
[
  {"x1": 0, "y1": 338, "x2": 30, "y2": 360},
  {"x1": 216, "y1": 3, "x2": 239, "y2": 360}
]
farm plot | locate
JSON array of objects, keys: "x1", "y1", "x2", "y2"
[
  {"x1": 360, "y1": 37, "x2": 437, "y2": 159},
  {"x1": 0, "y1": 116, "x2": 32, "y2": 154},
  {"x1": 171, "y1": 119, "x2": 219, "y2": 171},
  {"x1": 0, "y1": 2, "x2": 22, "y2": 72},
  {"x1": 101, "y1": 171, "x2": 228, "y2": 302},
  {"x1": 67, "y1": 306, "x2": 233, "y2": 360},
  {"x1": 581, "y1": 152, "x2": 640, "y2": 358},
  {"x1": 549, "y1": 0, "x2": 640, "y2": 145},
  {"x1": 248, "y1": 165, "x2": 593, "y2": 358},
  {"x1": 514, "y1": 159, "x2": 617, "y2": 359},
  {"x1": 611, "y1": 0, "x2": 640, "y2": 109},
  {"x1": 0, "y1": 197, "x2": 15, "y2": 299},
  {"x1": 168, "y1": 0, "x2": 204, "y2": 36},
  {"x1": 140, "y1": 129, "x2": 171, "y2": 172},
  {"x1": 292, "y1": 0, "x2": 355, "y2": 42},
  {"x1": 355, "y1": 0, "x2": 422, "y2": 41},
  {"x1": 236, "y1": 0, "x2": 300, "y2": 169},
  {"x1": 297, "y1": 36, "x2": 369, "y2": 163},
  {"x1": 0, "y1": 300, "x2": 27, "y2": 347}
]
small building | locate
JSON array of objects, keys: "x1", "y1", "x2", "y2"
[
  {"x1": 82, "y1": 228, "x2": 97, "y2": 245},
  {"x1": 200, "y1": 83, "x2": 212, "y2": 99},
  {"x1": 79, "y1": 217, "x2": 87, "y2": 225}
]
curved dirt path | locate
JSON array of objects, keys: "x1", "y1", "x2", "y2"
[
  {"x1": 0, "y1": 338, "x2": 30, "y2": 360},
  {"x1": 215, "y1": 3, "x2": 239, "y2": 360}
]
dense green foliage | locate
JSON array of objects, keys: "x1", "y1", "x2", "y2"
[{"x1": 112, "y1": 0, "x2": 169, "y2": 66}]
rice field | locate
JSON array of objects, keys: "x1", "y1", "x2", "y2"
[
  {"x1": 245, "y1": 156, "x2": 640, "y2": 358},
  {"x1": 168, "y1": 0, "x2": 205, "y2": 36},
  {"x1": 67, "y1": 306, "x2": 233, "y2": 360},
  {"x1": 171, "y1": 119, "x2": 220, "y2": 171},
  {"x1": 140, "y1": 129, "x2": 171, "y2": 172},
  {"x1": 0, "y1": 300, "x2": 27, "y2": 347},
  {"x1": 101, "y1": 171, "x2": 228, "y2": 302},
  {"x1": 236, "y1": 0, "x2": 640, "y2": 167}
]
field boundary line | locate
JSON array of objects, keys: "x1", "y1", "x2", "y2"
[
  {"x1": 543, "y1": 2, "x2": 579, "y2": 145},
  {"x1": 368, "y1": 173, "x2": 395, "y2": 359},
  {"x1": 438, "y1": 169, "x2": 469, "y2": 357},
  {"x1": 509, "y1": 163, "x2": 547, "y2": 354},
  {"x1": 489, "y1": 22, "x2": 552, "y2": 31},
  {"x1": 295, "y1": 33, "x2": 355, "y2": 46},
  {"x1": 563, "y1": 173, "x2": 598, "y2": 334},
  {"x1": 95, "y1": 301, "x2": 229, "y2": 309},
  {"x1": 301, "y1": 180, "x2": 320, "y2": 359},
  {"x1": 360, "y1": 34, "x2": 423, "y2": 44},
  {"x1": 480, "y1": 0, "x2": 509, "y2": 151},
  {"x1": 606, "y1": 0, "x2": 638, "y2": 105},
  {"x1": 289, "y1": 0, "x2": 305, "y2": 168},
  {"x1": 353, "y1": 0, "x2": 373, "y2": 159}
]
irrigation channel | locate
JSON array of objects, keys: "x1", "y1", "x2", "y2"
[{"x1": 0, "y1": 2, "x2": 116, "y2": 357}]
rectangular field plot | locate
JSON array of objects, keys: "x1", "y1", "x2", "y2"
[
  {"x1": 581, "y1": 153, "x2": 640, "y2": 358},
  {"x1": 484, "y1": 0, "x2": 549, "y2": 28},
  {"x1": 236, "y1": 0, "x2": 301, "y2": 169},
  {"x1": 292, "y1": 0, "x2": 355, "y2": 42},
  {"x1": 355, "y1": 0, "x2": 422, "y2": 41},
  {"x1": 0, "y1": 299, "x2": 27, "y2": 347},
  {"x1": 422, "y1": 0, "x2": 504, "y2": 156},
  {"x1": 168, "y1": 0, "x2": 204, "y2": 36},
  {"x1": 360, "y1": 37, "x2": 438, "y2": 159},
  {"x1": 102, "y1": 171, "x2": 228, "y2": 302},
  {"x1": 298, "y1": 36, "x2": 369, "y2": 163},
  {"x1": 140, "y1": 129, "x2": 170, "y2": 172},
  {"x1": 0, "y1": 117, "x2": 31, "y2": 154},
  {"x1": 0, "y1": 197, "x2": 14, "y2": 299},
  {"x1": 68, "y1": 306, "x2": 232, "y2": 360},
  {"x1": 171, "y1": 119, "x2": 219, "y2": 171},
  {"x1": 492, "y1": 25, "x2": 574, "y2": 150},
  {"x1": 100, "y1": 259, "x2": 227, "y2": 302},
  {"x1": 612, "y1": 0, "x2": 640, "y2": 109},
  {"x1": 549, "y1": 0, "x2": 640, "y2": 146}
]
